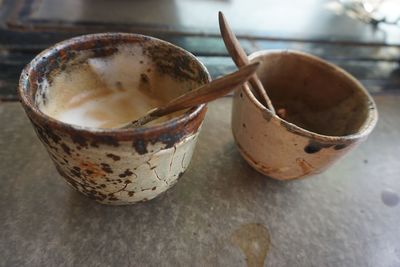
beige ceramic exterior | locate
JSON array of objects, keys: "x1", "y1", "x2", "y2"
[
  {"x1": 19, "y1": 33, "x2": 210, "y2": 205},
  {"x1": 43, "y1": 128, "x2": 200, "y2": 205},
  {"x1": 232, "y1": 50, "x2": 378, "y2": 180}
]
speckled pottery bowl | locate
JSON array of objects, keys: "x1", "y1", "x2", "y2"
[
  {"x1": 232, "y1": 50, "x2": 378, "y2": 180},
  {"x1": 18, "y1": 33, "x2": 210, "y2": 205}
]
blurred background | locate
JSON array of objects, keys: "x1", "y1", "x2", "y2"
[{"x1": 0, "y1": 0, "x2": 399, "y2": 99}]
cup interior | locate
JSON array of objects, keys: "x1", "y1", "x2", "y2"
[
  {"x1": 23, "y1": 33, "x2": 209, "y2": 129},
  {"x1": 251, "y1": 51, "x2": 375, "y2": 137}
]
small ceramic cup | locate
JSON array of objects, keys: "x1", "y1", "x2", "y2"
[
  {"x1": 232, "y1": 50, "x2": 378, "y2": 180},
  {"x1": 18, "y1": 33, "x2": 210, "y2": 205}
]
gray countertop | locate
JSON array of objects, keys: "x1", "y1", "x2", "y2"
[{"x1": 0, "y1": 96, "x2": 399, "y2": 267}]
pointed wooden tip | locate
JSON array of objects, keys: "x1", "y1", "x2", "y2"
[{"x1": 218, "y1": 11, "x2": 226, "y2": 27}]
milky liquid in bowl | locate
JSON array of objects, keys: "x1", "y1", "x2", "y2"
[
  {"x1": 20, "y1": 33, "x2": 211, "y2": 204},
  {"x1": 39, "y1": 45, "x2": 176, "y2": 129}
]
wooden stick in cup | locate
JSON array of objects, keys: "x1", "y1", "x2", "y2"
[
  {"x1": 218, "y1": 11, "x2": 276, "y2": 114},
  {"x1": 121, "y1": 62, "x2": 260, "y2": 128}
]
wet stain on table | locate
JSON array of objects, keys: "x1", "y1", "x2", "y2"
[
  {"x1": 381, "y1": 189, "x2": 399, "y2": 207},
  {"x1": 231, "y1": 223, "x2": 271, "y2": 267}
]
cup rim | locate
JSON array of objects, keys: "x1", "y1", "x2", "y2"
[
  {"x1": 18, "y1": 32, "x2": 211, "y2": 139},
  {"x1": 243, "y1": 49, "x2": 378, "y2": 143}
]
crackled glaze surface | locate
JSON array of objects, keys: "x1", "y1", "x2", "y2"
[
  {"x1": 232, "y1": 50, "x2": 378, "y2": 180},
  {"x1": 18, "y1": 33, "x2": 210, "y2": 204},
  {"x1": 32, "y1": 119, "x2": 200, "y2": 204}
]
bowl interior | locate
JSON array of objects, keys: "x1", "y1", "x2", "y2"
[
  {"x1": 30, "y1": 34, "x2": 209, "y2": 128},
  {"x1": 253, "y1": 51, "x2": 373, "y2": 136}
]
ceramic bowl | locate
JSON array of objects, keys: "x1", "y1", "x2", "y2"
[
  {"x1": 232, "y1": 50, "x2": 378, "y2": 180},
  {"x1": 18, "y1": 33, "x2": 210, "y2": 204}
]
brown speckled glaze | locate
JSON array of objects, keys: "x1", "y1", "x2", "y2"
[
  {"x1": 18, "y1": 33, "x2": 210, "y2": 204},
  {"x1": 232, "y1": 50, "x2": 378, "y2": 180}
]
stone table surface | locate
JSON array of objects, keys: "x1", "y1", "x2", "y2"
[{"x1": 0, "y1": 96, "x2": 399, "y2": 267}]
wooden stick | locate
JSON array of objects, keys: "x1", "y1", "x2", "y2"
[
  {"x1": 218, "y1": 11, "x2": 276, "y2": 114},
  {"x1": 121, "y1": 62, "x2": 260, "y2": 128}
]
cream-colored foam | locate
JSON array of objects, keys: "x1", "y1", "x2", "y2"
[
  {"x1": 49, "y1": 85, "x2": 165, "y2": 128},
  {"x1": 39, "y1": 45, "x2": 171, "y2": 128}
]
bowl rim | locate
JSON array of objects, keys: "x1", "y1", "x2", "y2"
[
  {"x1": 242, "y1": 49, "x2": 378, "y2": 143},
  {"x1": 18, "y1": 32, "x2": 211, "y2": 139}
]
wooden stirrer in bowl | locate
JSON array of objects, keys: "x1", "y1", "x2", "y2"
[
  {"x1": 121, "y1": 62, "x2": 260, "y2": 128},
  {"x1": 218, "y1": 11, "x2": 276, "y2": 115}
]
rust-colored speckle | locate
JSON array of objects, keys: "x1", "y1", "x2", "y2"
[
  {"x1": 259, "y1": 164, "x2": 281, "y2": 175},
  {"x1": 334, "y1": 144, "x2": 348, "y2": 150},
  {"x1": 79, "y1": 161, "x2": 106, "y2": 178},
  {"x1": 60, "y1": 143, "x2": 71, "y2": 155},
  {"x1": 106, "y1": 153, "x2": 121, "y2": 161},
  {"x1": 296, "y1": 158, "x2": 314, "y2": 175},
  {"x1": 119, "y1": 169, "x2": 133, "y2": 178},
  {"x1": 100, "y1": 163, "x2": 113, "y2": 174}
]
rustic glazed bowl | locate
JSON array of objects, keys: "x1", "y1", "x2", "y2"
[
  {"x1": 232, "y1": 50, "x2": 378, "y2": 180},
  {"x1": 18, "y1": 33, "x2": 210, "y2": 205}
]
